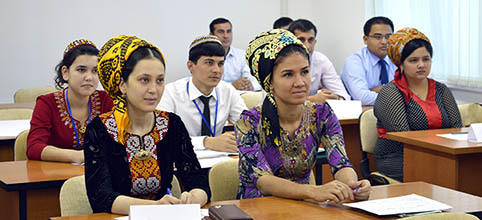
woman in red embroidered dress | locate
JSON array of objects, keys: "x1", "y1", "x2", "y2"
[
  {"x1": 373, "y1": 28, "x2": 462, "y2": 181},
  {"x1": 84, "y1": 36, "x2": 209, "y2": 215},
  {"x1": 27, "y1": 39, "x2": 114, "y2": 163}
]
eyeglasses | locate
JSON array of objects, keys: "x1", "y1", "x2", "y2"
[{"x1": 367, "y1": 34, "x2": 392, "y2": 40}]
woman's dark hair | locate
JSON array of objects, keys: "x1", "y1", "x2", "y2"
[
  {"x1": 188, "y1": 42, "x2": 225, "y2": 64},
  {"x1": 401, "y1": 39, "x2": 433, "y2": 64},
  {"x1": 273, "y1": 44, "x2": 310, "y2": 71},
  {"x1": 122, "y1": 47, "x2": 165, "y2": 82},
  {"x1": 54, "y1": 45, "x2": 99, "y2": 89}
]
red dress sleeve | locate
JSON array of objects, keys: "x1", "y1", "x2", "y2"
[{"x1": 27, "y1": 94, "x2": 56, "y2": 160}]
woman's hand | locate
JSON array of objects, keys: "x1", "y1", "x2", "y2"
[
  {"x1": 348, "y1": 179, "x2": 371, "y2": 201},
  {"x1": 307, "y1": 180, "x2": 354, "y2": 203},
  {"x1": 70, "y1": 150, "x2": 84, "y2": 163},
  {"x1": 158, "y1": 195, "x2": 181, "y2": 204}
]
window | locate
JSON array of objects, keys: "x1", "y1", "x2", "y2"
[{"x1": 366, "y1": 0, "x2": 482, "y2": 88}]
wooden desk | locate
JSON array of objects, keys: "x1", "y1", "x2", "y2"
[
  {"x1": 0, "y1": 160, "x2": 85, "y2": 220},
  {"x1": 0, "y1": 102, "x2": 35, "y2": 110},
  {"x1": 50, "y1": 182, "x2": 482, "y2": 220},
  {"x1": 387, "y1": 127, "x2": 482, "y2": 197},
  {"x1": 320, "y1": 106, "x2": 375, "y2": 184}
]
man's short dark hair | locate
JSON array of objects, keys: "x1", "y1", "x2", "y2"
[
  {"x1": 288, "y1": 19, "x2": 317, "y2": 36},
  {"x1": 188, "y1": 42, "x2": 225, "y2": 64},
  {"x1": 363, "y1": 16, "x2": 394, "y2": 36},
  {"x1": 273, "y1": 17, "x2": 293, "y2": 29},
  {"x1": 209, "y1": 18, "x2": 232, "y2": 33}
]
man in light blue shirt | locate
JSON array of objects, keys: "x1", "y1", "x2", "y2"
[
  {"x1": 341, "y1": 16, "x2": 397, "y2": 105},
  {"x1": 209, "y1": 18, "x2": 261, "y2": 91}
]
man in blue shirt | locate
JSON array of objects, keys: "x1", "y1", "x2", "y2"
[
  {"x1": 340, "y1": 16, "x2": 397, "y2": 105},
  {"x1": 209, "y1": 18, "x2": 261, "y2": 91}
]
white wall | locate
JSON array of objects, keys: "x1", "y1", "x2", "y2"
[{"x1": 0, "y1": 0, "x2": 365, "y2": 103}]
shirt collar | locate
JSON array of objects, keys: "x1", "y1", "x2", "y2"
[
  {"x1": 188, "y1": 77, "x2": 218, "y2": 101},
  {"x1": 226, "y1": 46, "x2": 234, "y2": 57}
]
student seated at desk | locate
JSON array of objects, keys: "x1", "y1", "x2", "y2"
[
  {"x1": 84, "y1": 36, "x2": 209, "y2": 215},
  {"x1": 236, "y1": 29, "x2": 371, "y2": 203},
  {"x1": 27, "y1": 39, "x2": 113, "y2": 163},
  {"x1": 373, "y1": 28, "x2": 462, "y2": 182},
  {"x1": 157, "y1": 35, "x2": 247, "y2": 153}
]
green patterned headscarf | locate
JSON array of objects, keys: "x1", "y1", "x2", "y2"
[{"x1": 245, "y1": 29, "x2": 308, "y2": 147}]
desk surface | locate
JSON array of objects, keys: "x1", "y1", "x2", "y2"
[
  {"x1": 0, "y1": 102, "x2": 35, "y2": 109},
  {"x1": 50, "y1": 182, "x2": 482, "y2": 220},
  {"x1": 387, "y1": 127, "x2": 482, "y2": 155},
  {"x1": 0, "y1": 160, "x2": 84, "y2": 191}
]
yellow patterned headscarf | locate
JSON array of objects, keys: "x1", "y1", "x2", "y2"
[
  {"x1": 388, "y1": 27, "x2": 430, "y2": 67},
  {"x1": 245, "y1": 29, "x2": 308, "y2": 148},
  {"x1": 97, "y1": 35, "x2": 165, "y2": 144}
]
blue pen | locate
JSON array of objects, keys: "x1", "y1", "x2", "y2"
[{"x1": 166, "y1": 187, "x2": 172, "y2": 196}]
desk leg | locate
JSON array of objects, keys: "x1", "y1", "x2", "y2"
[
  {"x1": 0, "y1": 186, "x2": 19, "y2": 219},
  {"x1": 19, "y1": 190, "x2": 26, "y2": 220}
]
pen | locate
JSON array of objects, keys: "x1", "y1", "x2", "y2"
[
  {"x1": 166, "y1": 187, "x2": 172, "y2": 196},
  {"x1": 451, "y1": 131, "x2": 468, "y2": 135}
]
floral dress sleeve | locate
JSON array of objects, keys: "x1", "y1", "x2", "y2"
[
  {"x1": 316, "y1": 103, "x2": 353, "y2": 175},
  {"x1": 235, "y1": 108, "x2": 273, "y2": 199}
]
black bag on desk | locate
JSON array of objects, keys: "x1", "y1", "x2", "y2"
[{"x1": 208, "y1": 204, "x2": 253, "y2": 220}]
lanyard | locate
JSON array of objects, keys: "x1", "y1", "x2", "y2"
[
  {"x1": 187, "y1": 81, "x2": 218, "y2": 137},
  {"x1": 65, "y1": 88, "x2": 91, "y2": 150}
]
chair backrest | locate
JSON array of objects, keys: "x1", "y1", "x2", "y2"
[
  {"x1": 59, "y1": 175, "x2": 92, "y2": 216},
  {"x1": 14, "y1": 86, "x2": 58, "y2": 103},
  {"x1": 14, "y1": 130, "x2": 29, "y2": 161},
  {"x1": 240, "y1": 91, "x2": 264, "y2": 109},
  {"x1": 458, "y1": 103, "x2": 482, "y2": 127},
  {"x1": 399, "y1": 212, "x2": 479, "y2": 220},
  {"x1": 359, "y1": 109, "x2": 378, "y2": 154},
  {"x1": 170, "y1": 175, "x2": 181, "y2": 199},
  {"x1": 0, "y1": 108, "x2": 33, "y2": 120},
  {"x1": 209, "y1": 159, "x2": 240, "y2": 202}
]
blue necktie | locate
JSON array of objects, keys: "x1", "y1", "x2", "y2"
[{"x1": 379, "y1": 59, "x2": 388, "y2": 85}]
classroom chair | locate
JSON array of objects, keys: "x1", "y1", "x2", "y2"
[
  {"x1": 60, "y1": 175, "x2": 182, "y2": 216},
  {"x1": 208, "y1": 159, "x2": 316, "y2": 202},
  {"x1": 59, "y1": 175, "x2": 92, "y2": 216},
  {"x1": 458, "y1": 103, "x2": 482, "y2": 127},
  {"x1": 14, "y1": 130, "x2": 29, "y2": 161},
  {"x1": 240, "y1": 91, "x2": 264, "y2": 109},
  {"x1": 0, "y1": 108, "x2": 33, "y2": 120},
  {"x1": 399, "y1": 212, "x2": 479, "y2": 220},
  {"x1": 359, "y1": 109, "x2": 400, "y2": 185},
  {"x1": 14, "y1": 86, "x2": 57, "y2": 103}
]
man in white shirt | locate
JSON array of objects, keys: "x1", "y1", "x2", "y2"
[
  {"x1": 288, "y1": 19, "x2": 350, "y2": 103},
  {"x1": 157, "y1": 35, "x2": 247, "y2": 152},
  {"x1": 209, "y1": 17, "x2": 261, "y2": 91}
]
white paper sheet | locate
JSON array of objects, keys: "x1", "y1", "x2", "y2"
[
  {"x1": 199, "y1": 156, "x2": 234, "y2": 168},
  {"x1": 115, "y1": 208, "x2": 209, "y2": 220},
  {"x1": 0, "y1": 120, "x2": 30, "y2": 140},
  {"x1": 436, "y1": 133, "x2": 468, "y2": 141},
  {"x1": 325, "y1": 100, "x2": 362, "y2": 120},
  {"x1": 343, "y1": 194, "x2": 452, "y2": 216},
  {"x1": 468, "y1": 123, "x2": 482, "y2": 142},
  {"x1": 195, "y1": 149, "x2": 229, "y2": 159},
  {"x1": 129, "y1": 204, "x2": 200, "y2": 220}
]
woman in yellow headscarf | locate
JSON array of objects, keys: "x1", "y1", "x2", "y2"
[
  {"x1": 373, "y1": 28, "x2": 462, "y2": 181},
  {"x1": 84, "y1": 35, "x2": 209, "y2": 215}
]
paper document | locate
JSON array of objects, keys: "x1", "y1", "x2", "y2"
[
  {"x1": 325, "y1": 100, "x2": 362, "y2": 120},
  {"x1": 199, "y1": 156, "x2": 234, "y2": 168},
  {"x1": 115, "y1": 208, "x2": 209, "y2": 220},
  {"x1": 129, "y1": 204, "x2": 200, "y2": 220},
  {"x1": 0, "y1": 120, "x2": 30, "y2": 140},
  {"x1": 436, "y1": 133, "x2": 468, "y2": 141},
  {"x1": 195, "y1": 149, "x2": 229, "y2": 159},
  {"x1": 343, "y1": 194, "x2": 452, "y2": 216}
]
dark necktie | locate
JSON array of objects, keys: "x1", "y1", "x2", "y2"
[
  {"x1": 379, "y1": 59, "x2": 389, "y2": 85},
  {"x1": 199, "y1": 96, "x2": 212, "y2": 136}
]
